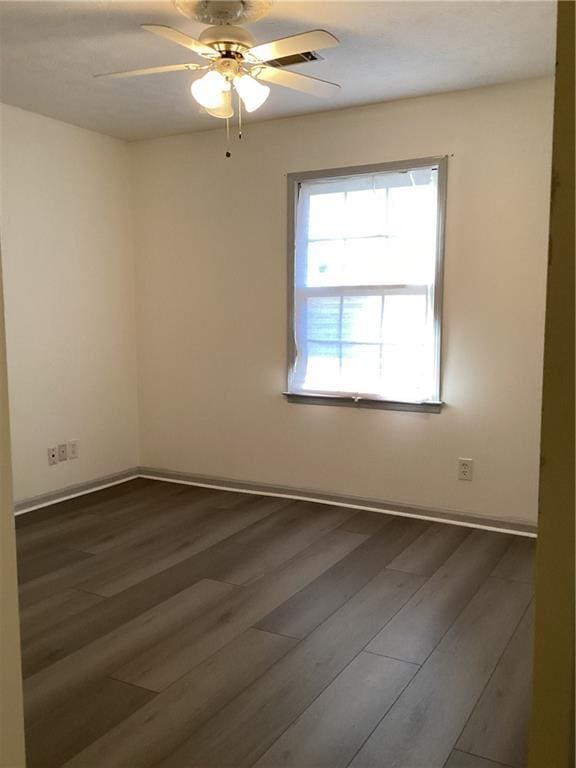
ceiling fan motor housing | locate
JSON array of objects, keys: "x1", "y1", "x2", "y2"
[{"x1": 199, "y1": 25, "x2": 255, "y2": 54}]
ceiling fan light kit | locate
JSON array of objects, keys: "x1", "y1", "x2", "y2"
[
  {"x1": 190, "y1": 55, "x2": 270, "y2": 114},
  {"x1": 191, "y1": 69, "x2": 230, "y2": 109},
  {"x1": 206, "y1": 90, "x2": 234, "y2": 120},
  {"x1": 96, "y1": 0, "x2": 340, "y2": 156},
  {"x1": 233, "y1": 74, "x2": 270, "y2": 112}
]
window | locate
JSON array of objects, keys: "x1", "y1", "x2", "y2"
[{"x1": 286, "y1": 157, "x2": 446, "y2": 412}]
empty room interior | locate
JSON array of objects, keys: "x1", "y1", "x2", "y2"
[{"x1": 0, "y1": 1, "x2": 574, "y2": 768}]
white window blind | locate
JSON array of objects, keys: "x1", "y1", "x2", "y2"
[{"x1": 288, "y1": 161, "x2": 444, "y2": 405}]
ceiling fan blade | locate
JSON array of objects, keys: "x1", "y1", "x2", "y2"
[
  {"x1": 247, "y1": 30, "x2": 338, "y2": 64},
  {"x1": 95, "y1": 62, "x2": 205, "y2": 79},
  {"x1": 254, "y1": 65, "x2": 340, "y2": 98},
  {"x1": 141, "y1": 24, "x2": 217, "y2": 58}
]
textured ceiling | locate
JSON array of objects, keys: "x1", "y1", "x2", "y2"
[{"x1": 0, "y1": 0, "x2": 556, "y2": 141}]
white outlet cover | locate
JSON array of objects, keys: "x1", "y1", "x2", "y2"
[
  {"x1": 48, "y1": 447, "x2": 58, "y2": 466},
  {"x1": 458, "y1": 458, "x2": 474, "y2": 481}
]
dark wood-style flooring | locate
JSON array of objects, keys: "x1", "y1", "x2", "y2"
[{"x1": 16, "y1": 478, "x2": 535, "y2": 768}]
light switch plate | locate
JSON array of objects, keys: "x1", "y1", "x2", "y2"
[{"x1": 68, "y1": 440, "x2": 79, "y2": 460}]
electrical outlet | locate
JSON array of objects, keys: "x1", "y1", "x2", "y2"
[
  {"x1": 48, "y1": 446, "x2": 58, "y2": 466},
  {"x1": 458, "y1": 458, "x2": 474, "y2": 481},
  {"x1": 68, "y1": 440, "x2": 79, "y2": 460},
  {"x1": 58, "y1": 443, "x2": 68, "y2": 462}
]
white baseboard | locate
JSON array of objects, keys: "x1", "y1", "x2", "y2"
[
  {"x1": 14, "y1": 465, "x2": 538, "y2": 537},
  {"x1": 14, "y1": 469, "x2": 139, "y2": 515},
  {"x1": 138, "y1": 467, "x2": 537, "y2": 537}
]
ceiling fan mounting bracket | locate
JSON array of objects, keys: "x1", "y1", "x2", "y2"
[{"x1": 174, "y1": 0, "x2": 273, "y2": 26}]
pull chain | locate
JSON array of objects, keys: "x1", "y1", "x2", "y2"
[
  {"x1": 225, "y1": 116, "x2": 231, "y2": 158},
  {"x1": 238, "y1": 93, "x2": 242, "y2": 140}
]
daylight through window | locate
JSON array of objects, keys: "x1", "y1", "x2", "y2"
[{"x1": 288, "y1": 159, "x2": 445, "y2": 406}]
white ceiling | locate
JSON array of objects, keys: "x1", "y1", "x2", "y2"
[{"x1": 0, "y1": 1, "x2": 556, "y2": 141}]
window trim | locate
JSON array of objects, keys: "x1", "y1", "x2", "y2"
[{"x1": 285, "y1": 156, "x2": 448, "y2": 413}]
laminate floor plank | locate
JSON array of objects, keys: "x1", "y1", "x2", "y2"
[
  {"x1": 366, "y1": 530, "x2": 512, "y2": 664},
  {"x1": 18, "y1": 550, "x2": 117, "y2": 610},
  {"x1": 17, "y1": 489, "x2": 218, "y2": 597},
  {"x1": 254, "y1": 652, "x2": 418, "y2": 768},
  {"x1": 338, "y1": 511, "x2": 391, "y2": 535},
  {"x1": 24, "y1": 677, "x2": 155, "y2": 768},
  {"x1": 155, "y1": 568, "x2": 425, "y2": 768},
  {"x1": 82, "y1": 479, "x2": 193, "y2": 517},
  {"x1": 35, "y1": 480, "x2": 189, "y2": 529},
  {"x1": 19, "y1": 588, "x2": 105, "y2": 643},
  {"x1": 387, "y1": 522, "x2": 470, "y2": 576},
  {"x1": 456, "y1": 603, "x2": 534, "y2": 767},
  {"x1": 256, "y1": 517, "x2": 428, "y2": 639},
  {"x1": 491, "y1": 538, "x2": 535, "y2": 583},
  {"x1": 20, "y1": 498, "x2": 290, "y2": 676},
  {"x1": 17, "y1": 546, "x2": 94, "y2": 584},
  {"x1": 18, "y1": 480, "x2": 181, "y2": 543},
  {"x1": 21, "y1": 482, "x2": 196, "y2": 551},
  {"x1": 63, "y1": 486, "x2": 220, "y2": 553},
  {"x1": 69, "y1": 488, "x2": 250, "y2": 555},
  {"x1": 18, "y1": 494, "x2": 281, "y2": 609},
  {"x1": 444, "y1": 750, "x2": 513, "y2": 768},
  {"x1": 348, "y1": 578, "x2": 533, "y2": 768},
  {"x1": 76, "y1": 495, "x2": 291, "y2": 596},
  {"x1": 113, "y1": 530, "x2": 367, "y2": 691},
  {"x1": 14, "y1": 478, "x2": 156, "y2": 530},
  {"x1": 215, "y1": 501, "x2": 354, "y2": 585},
  {"x1": 64, "y1": 628, "x2": 296, "y2": 768},
  {"x1": 17, "y1": 490, "x2": 219, "y2": 558},
  {"x1": 24, "y1": 578, "x2": 237, "y2": 721},
  {"x1": 17, "y1": 512, "x2": 101, "y2": 554}
]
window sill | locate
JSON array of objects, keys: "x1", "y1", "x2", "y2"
[{"x1": 283, "y1": 392, "x2": 443, "y2": 413}]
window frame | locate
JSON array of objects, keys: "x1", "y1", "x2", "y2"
[{"x1": 285, "y1": 156, "x2": 448, "y2": 413}]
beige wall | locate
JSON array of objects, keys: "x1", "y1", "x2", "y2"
[
  {"x1": 132, "y1": 77, "x2": 553, "y2": 527},
  {"x1": 0, "y1": 105, "x2": 139, "y2": 502},
  {"x1": 0, "y1": 78, "x2": 554, "y2": 526}
]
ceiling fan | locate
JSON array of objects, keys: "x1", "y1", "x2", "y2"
[{"x1": 96, "y1": 0, "x2": 340, "y2": 123}]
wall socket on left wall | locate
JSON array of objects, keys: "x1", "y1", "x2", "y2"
[{"x1": 48, "y1": 441, "x2": 79, "y2": 465}]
